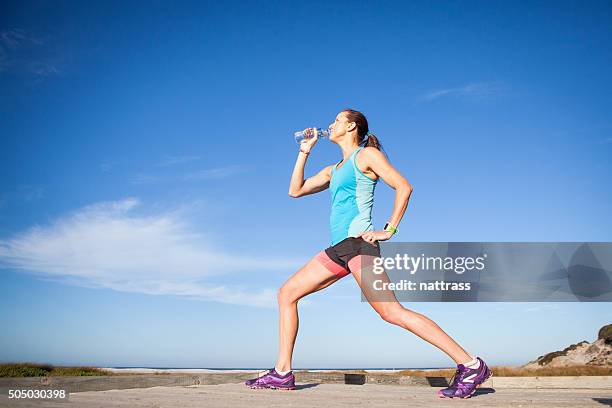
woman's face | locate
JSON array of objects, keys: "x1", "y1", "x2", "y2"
[{"x1": 329, "y1": 112, "x2": 353, "y2": 142}]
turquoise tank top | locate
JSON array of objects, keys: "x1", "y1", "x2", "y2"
[{"x1": 329, "y1": 147, "x2": 378, "y2": 246}]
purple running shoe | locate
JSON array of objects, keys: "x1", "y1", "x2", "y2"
[
  {"x1": 437, "y1": 357, "x2": 492, "y2": 399},
  {"x1": 245, "y1": 368, "x2": 296, "y2": 390}
]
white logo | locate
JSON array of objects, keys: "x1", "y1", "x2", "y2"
[{"x1": 462, "y1": 373, "x2": 478, "y2": 383}]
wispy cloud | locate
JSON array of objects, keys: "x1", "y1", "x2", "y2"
[
  {"x1": 27, "y1": 61, "x2": 60, "y2": 77},
  {"x1": 0, "y1": 28, "x2": 60, "y2": 78},
  {"x1": 156, "y1": 155, "x2": 202, "y2": 167},
  {"x1": 0, "y1": 29, "x2": 36, "y2": 49},
  {"x1": 130, "y1": 165, "x2": 246, "y2": 185},
  {"x1": 0, "y1": 198, "x2": 302, "y2": 307},
  {"x1": 418, "y1": 81, "x2": 503, "y2": 102}
]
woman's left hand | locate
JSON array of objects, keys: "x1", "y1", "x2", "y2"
[{"x1": 358, "y1": 230, "x2": 394, "y2": 244}]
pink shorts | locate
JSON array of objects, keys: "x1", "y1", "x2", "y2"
[{"x1": 315, "y1": 250, "x2": 352, "y2": 278}]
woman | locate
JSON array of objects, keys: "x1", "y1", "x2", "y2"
[{"x1": 246, "y1": 109, "x2": 491, "y2": 399}]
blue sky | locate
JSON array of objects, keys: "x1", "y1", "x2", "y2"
[{"x1": 0, "y1": 0, "x2": 611, "y2": 368}]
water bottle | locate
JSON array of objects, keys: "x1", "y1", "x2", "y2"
[{"x1": 294, "y1": 127, "x2": 331, "y2": 144}]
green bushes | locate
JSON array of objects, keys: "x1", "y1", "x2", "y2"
[
  {"x1": 598, "y1": 324, "x2": 612, "y2": 344},
  {"x1": 0, "y1": 363, "x2": 110, "y2": 377}
]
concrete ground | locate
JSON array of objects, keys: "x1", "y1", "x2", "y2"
[{"x1": 2, "y1": 382, "x2": 611, "y2": 408}]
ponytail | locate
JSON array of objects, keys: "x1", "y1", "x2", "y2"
[{"x1": 361, "y1": 132, "x2": 382, "y2": 150}]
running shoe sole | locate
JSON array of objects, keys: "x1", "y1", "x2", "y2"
[{"x1": 248, "y1": 385, "x2": 296, "y2": 391}]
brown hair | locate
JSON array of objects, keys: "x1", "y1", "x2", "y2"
[{"x1": 342, "y1": 109, "x2": 382, "y2": 150}]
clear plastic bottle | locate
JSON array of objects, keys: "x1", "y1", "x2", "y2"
[{"x1": 294, "y1": 127, "x2": 331, "y2": 144}]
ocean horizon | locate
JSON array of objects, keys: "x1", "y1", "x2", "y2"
[{"x1": 103, "y1": 367, "x2": 454, "y2": 372}]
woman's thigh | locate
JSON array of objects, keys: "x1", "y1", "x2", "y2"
[
  {"x1": 348, "y1": 255, "x2": 402, "y2": 314},
  {"x1": 279, "y1": 250, "x2": 347, "y2": 303}
]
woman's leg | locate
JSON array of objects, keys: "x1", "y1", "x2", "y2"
[
  {"x1": 275, "y1": 252, "x2": 345, "y2": 372},
  {"x1": 347, "y1": 255, "x2": 473, "y2": 365}
]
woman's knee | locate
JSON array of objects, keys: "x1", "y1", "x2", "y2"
[
  {"x1": 277, "y1": 285, "x2": 299, "y2": 306},
  {"x1": 378, "y1": 304, "x2": 405, "y2": 325}
]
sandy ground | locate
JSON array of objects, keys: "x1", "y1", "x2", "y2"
[{"x1": 2, "y1": 382, "x2": 611, "y2": 408}]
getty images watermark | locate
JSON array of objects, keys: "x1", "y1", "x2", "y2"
[
  {"x1": 371, "y1": 252, "x2": 487, "y2": 292},
  {"x1": 359, "y1": 242, "x2": 612, "y2": 302}
]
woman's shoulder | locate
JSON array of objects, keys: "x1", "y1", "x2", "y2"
[
  {"x1": 354, "y1": 147, "x2": 381, "y2": 181},
  {"x1": 357, "y1": 146, "x2": 385, "y2": 163}
]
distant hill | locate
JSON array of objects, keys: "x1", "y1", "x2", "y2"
[{"x1": 522, "y1": 324, "x2": 611, "y2": 369}]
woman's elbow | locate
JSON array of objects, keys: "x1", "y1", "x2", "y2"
[{"x1": 402, "y1": 181, "x2": 413, "y2": 195}]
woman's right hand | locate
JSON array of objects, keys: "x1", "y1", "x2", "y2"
[{"x1": 299, "y1": 128, "x2": 319, "y2": 154}]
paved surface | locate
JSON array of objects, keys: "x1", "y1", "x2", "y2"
[{"x1": 2, "y1": 382, "x2": 611, "y2": 408}]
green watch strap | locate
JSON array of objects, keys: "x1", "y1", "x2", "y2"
[{"x1": 384, "y1": 223, "x2": 399, "y2": 234}]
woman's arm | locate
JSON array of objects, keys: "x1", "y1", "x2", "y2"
[
  {"x1": 288, "y1": 128, "x2": 332, "y2": 198},
  {"x1": 288, "y1": 152, "x2": 333, "y2": 198},
  {"x1": 359, "y1": 147, "x2": 413, "y2": 241}
]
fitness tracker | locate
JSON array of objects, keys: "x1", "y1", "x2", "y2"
[{"x1": 383, "y1": 223, "x2": 399, "y2": 234}]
